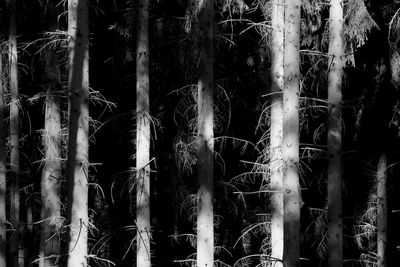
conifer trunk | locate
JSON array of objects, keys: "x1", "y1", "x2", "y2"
[
  {"x1": 136, "y1": 0, "x2": 151, "y2": 266},
  {"x1": 197, "y1": 0, "x2": 214, "y2": 266},
  {"x1": 0, "y1": 43, "x2": 6, "y2": 267},
  {"x1": 269, "y1": 0, "x2": 284, "y2": 266},
  {"x1": 377, "y1": 153, "x2": 387, "y2": 267},
  {"x1": 40, "y1": 2, "x2": 62, "y2": 266},
  {"x1": 66, "y1": 0, "x2": 89, "y2": 266},
  {"x1": 327, "y1": 0, "x2": 344, "y2": 266},
  {"x1": 9, "y1": 2, "x2": 20, "y2": 266},
  {"x1": 283, "y1": 0, "x2": 301, "y2": 266}
]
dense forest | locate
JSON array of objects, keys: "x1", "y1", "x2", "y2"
[{"x1": 1, "y1": 0, "x2": 400, "y2": 266}]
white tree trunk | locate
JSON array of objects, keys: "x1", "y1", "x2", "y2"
[
  {"x1": 377, "y1": 153, "x2": 387, "y2": 267},
  {"x1": 327, "y1": 0, "x2": 344, "y2": 266},
  {"x1": 197, "y1": 0, "x2": 214, "y2": 267},
  {"x1": 0, "y1": 42, "x2": 7, "y2": 267},
  {"x1": 269, "y1": 0, "x2": 284, "y2": 266},
  {"x1": 66, "y1": 0, "x2": 89, "y2": 266},
  {"x1": 9, "y1": 2, "x2": 20, "y2": 266},
  {"x1": 283, "y1": 0, "x2": 301, "y2": 266},
  {"x1": 40, "y1": 3, "x2": 62, "y2": 266},
  {"x1": 136, "y1": 0, "x2": 151, "y2": 266}
]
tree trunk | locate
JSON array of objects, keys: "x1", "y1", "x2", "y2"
[
  {"x1": 196, "y1": 0, "x2": 214, "y2": 267},
  {"x1": 327, "y1": 0, "x2": 344, "y2": 266},
  {"x1": 268, "y1": 0, "x2": 284, "y2": 266},
  {"x1": 377, "y1": 153, "x2": 387, "y2": 267},
  {"x1": 136, "y1": 1, "x2": 151, "y2": 267},
  {"x1": 0, "y1": 41, "x2": 6, "y2": 267},
  {"x1": 283, "y1": 0, "x2": 301, "y2": 266},
  {"x1": 40, "y1": 2, "x2": 62, "y2": 266},
  {"x1": 66, "y1": 0, "x2": 89, "y2": 266},
  {"x1": 9, "y1": 2, "x2": 20, "y2": 266}
]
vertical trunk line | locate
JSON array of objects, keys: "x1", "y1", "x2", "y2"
[
  {"x1": 9, "y1": 2, "x2": 20, "y2": 266},
  {"x1": 66, "y1": 0, "x2": 89, "y2": 266},
  {"x1": 136, "y1": 0, "x2": 151, "y2": 267},
  {"x1": 0, "y1": 40, "x2": 7, "y2": 267},
  {"x1": 327, "y1": 0, "x2": 344, "y2": 266},
  {"x1": 283, "y1": 0, "x2": 301, "y2": 266},
  {"x1": 377, "y1": 153, "x2": 387, "y2": 267},
  {"x1": 269, "y1": 0, "x2": 284, "y2": 266},
  {"x1": 197, "y1": 0, "x2": 214, "y2": 267}
]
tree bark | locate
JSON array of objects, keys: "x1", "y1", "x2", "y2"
[
  {"x1": 66, "y1": 0, "x2": 89, "y2": 266},
  {"x1": 377, "y1": 153, "x2": 387, "y2": 267},
  {"x1": 9, "y1": 1, "x2": 20, "y2": 266},
  {"x1": 269, "y1": 0, "x2": 284, "y2": 266},
  {"x1": 40, "y1": 1, "x2": 62, "y2": 266},
  {"x1": 196, "y1": 1, "x2": 214, "y2": 267},
  {"x1": 283, "y1": 0, "x2": 301, "y2": 266},
  {"x1": 0, "y1": 39, "x2": 6, "y2": 267},
  {"x1": 136, "y1": 1, "x2": 151, "y2": 267},
  {"x1": 327, "y1": 0, "x2": 344, "y2": 266}
]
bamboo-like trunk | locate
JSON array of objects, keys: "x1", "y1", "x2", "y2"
[
  {"x1": 9, "y1": 2, "x2": 20, "y2": 266},
  {"x1": 66, "y1": 0, "x2": 89, "y2": 266},
  {"x1": 40, "y1": 3, "x2": 62, "y2": 266},
  {"x1": 0, "y1": 41, "x2": 7, "y2": 267},
  {"x1": 283, "y1": 0, "x2": 301, "y2": 266},
  {"x1": 136, "y1": 0, "x2": 151, "y2": 267},
  {"x1": 196, "y1": 0, "x2": 214, "y2": 267},
  {"x1": 269, "y1": 0, "x2": 284, "y2": 266},
  {"x1": 327, "y1": 0, "x2": 344, "y2": 266},
  {"x1": 377, "y1": 153, "x2": 387, "y2": 267}
]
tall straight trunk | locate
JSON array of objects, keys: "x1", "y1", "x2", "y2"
[
  {"x1": 377, "y1": 153, "x2": 387, "y2": 267},
  {"x1": 282, "y1": 0, "x2": 301, "y2": 266},
  {"x1": 268, "y1": 0, "x2": 284, "y2": 266},
  {"x1": 0, "y1": 44, "x2": 6, "y2": 267},
  {"x1": 9, "y1": 2, "x2": 20, "y2": 266},
  {"x1": 196, "y1": 0, "x2": 214, "y2": 267},
  {"x1": 136, "y1": 0, "x2": 151, "y2": 266},
  {"x1": 40, "y1": 1, "x2": 62, "y2": 266},
  {"x1": 66, "y1": 0, "x2": 89, "y2": 266},
  {"x1": 327, "y1": 0, "x2": 344, "y2": 266}
]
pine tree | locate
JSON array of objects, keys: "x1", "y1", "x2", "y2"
[
  {"x1": 8, "y1": 1, "x2": 20, "y2": 266},
  {"x1": 283, "y1": 0, "x2": 301, "y2": 266},
  {"x1": 136, "y1": 0, "x2": 151, "y2": 266},
  {"x1": 269, "y1": 0, "x2": 284, "y2": 266},
  {"x1": 66, "y1": 0, "x2": 89, "y2": 266},
  {"x1": 196, "y1": 0, "x2": 214, "y2": 266},
  {"x1": 40, "y1": 1, "x2": 62, "y2": 266},
  {"x1": 377, "y1": 153, "x2": 387, "y2": 267},
  {"x1": 0, "y1": 40, "x2": 6, "y2": 267},
  {"x1": 327, "y1": 0, "x2": 344, "y2": 266}
]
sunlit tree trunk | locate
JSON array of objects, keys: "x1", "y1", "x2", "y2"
[
  {"x1": 377, "y1": 153, "x2": 387, "y2": 267},
  {"x1": 283, "y1": 0, "x2": 301, "y2": 266},
  {"x1": 8, "y1": 1, "x2": 20, "y2": 266},
  {"x1": 268, "y1": 0, "x2": 284, "y2": 266},
  {"x1": 39, "y1": 1, "x2": 62, "y2": 266},
  {"x1": 196, "y1": 1, "x2": 214, "y2": 267},
  {"x1": 197, "y1": 0, "x2": 214, "y2": 267},
  {"x1": 327, "y1": 0, "x2": 344, "y2": 266},
  {"x1": 136, "y1": 0, "x2": 151, "y2": 267},
  {"x1": 0, "y1": 43, "x2": 6, "y2": 267},
  {"x1": 66, "y1": 0, "x2": 89, "y2": 266}
]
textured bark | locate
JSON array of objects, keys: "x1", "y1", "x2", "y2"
[
  {"x1": 377, "y1": 154, "x2": 387, "y2": 267},
  {"x1": 197, "y1": 0, "x2": 214, "y2": 267},
  {"x1": 268, "y1": 0, "x2": 284, "y2": 266},
  {"x1": 9, "y1": 2, "x2": 20, "y2": 266},
  {"x1": 136, "y1": 0, "x2": 151, "y2": 267},
  {"x1": 327, "y1": 1, "x2": 344, "y2": 266},
  {"x1": 283, "y1": 0, "x2": 301, "y2": 266},
  {"x1": 39, "y1": 2, "x2": 62, "y2": 266},
  {"x1": 66, "y1": 0, "x2": 89, "y2": 266},
  {"x1": 0, "y1": 41, "x2": 6, "y2": 267}
]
